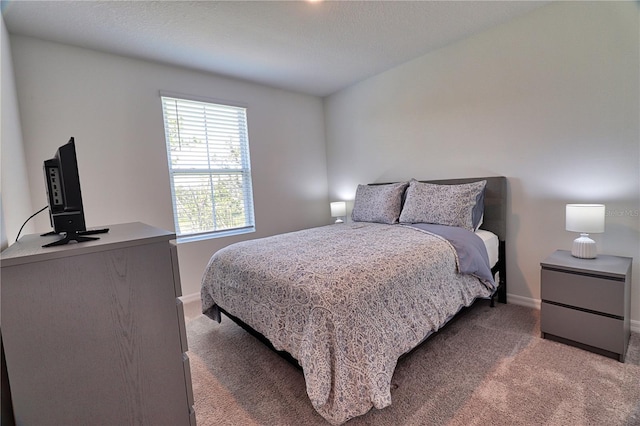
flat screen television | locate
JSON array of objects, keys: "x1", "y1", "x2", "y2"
[{"x1": 42, "y1": 137, "x2": 107, "y2": 247}]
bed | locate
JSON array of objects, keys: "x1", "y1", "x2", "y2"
[{"x1": 201, "y1": 176, "x2": 507, "y2": 424}]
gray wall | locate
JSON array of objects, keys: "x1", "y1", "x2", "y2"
[
  {"x1": 1, "y1": 16, "x2": 32, "y2": 251},
  {"x1": 324, "y1": 1, "x2": 640, "y2": 323},
  {"x1": 9, "y1": 36, "x2": 329, "y2": 296}
]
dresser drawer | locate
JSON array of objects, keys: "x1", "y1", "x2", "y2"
[
  {"x1": 541, "y1": 302, "x2": 624, "y2": 354},
  {"x1": 182, "y1": 354, "x2": 195, "y2": 409},
  {"x1": 170, "y1": 240, "x2": 183, "y2": 298},
  {"x1": 541, "y1": 269, "x2": 624, "y2": 316},
  {"x1": 176, "y1": 299, "x2": 189, "y2": 353}
]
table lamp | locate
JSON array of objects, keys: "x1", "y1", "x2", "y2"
[
  {"x1": 330, "y1": 201, "x2": 346, "y2": 224},
  {"x1": 565, "y1": 204, "x2": 605, "y2": 259}
]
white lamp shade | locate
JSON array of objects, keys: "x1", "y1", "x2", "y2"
[
  {"x1": 565, "y1": 204, "x2": 605, "y2": 233},
  {"x1": 330, "y1": 201, "x2": 346, "y2": 217}
]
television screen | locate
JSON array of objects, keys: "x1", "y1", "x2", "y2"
[{"x1": 42, "y1": 137, "x2": 107, "y2": 247}]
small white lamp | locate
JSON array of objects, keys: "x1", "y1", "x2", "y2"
[
  {"x1": 565, "y1": 204, "x2": 605, "y2": 259},
  {"x1": 330, "y1": 201, "x2": 346, "y2": 224}
]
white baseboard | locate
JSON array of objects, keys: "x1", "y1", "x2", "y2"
[
  {"x1": 506, "y1": 293, "x2": 541, "y2": 310},
  {"x1": 179, "y1": 292, "x2": 201, "y2": 305},
  {"x1": 506, "y1": 293, "x2": 640, "y2": 334}
]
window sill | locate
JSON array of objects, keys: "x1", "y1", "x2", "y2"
[{"x1": 175, "y1": 226, "x2": 255, "y2": 244}]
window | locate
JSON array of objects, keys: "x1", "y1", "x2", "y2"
[{"x1": 161, "y1": 95, "x2": 255, "y2": 239}]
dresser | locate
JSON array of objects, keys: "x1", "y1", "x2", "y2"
[
  {"x1": 1, "y1": 222, "x2": 195, "y2": 424},
  {"x1": 540, "y1": 249, "x2": 632, "y2": 362}
]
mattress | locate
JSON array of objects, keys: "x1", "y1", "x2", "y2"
[{"x1": 476, "y1": 229, "x2": 499, "y2": 268}]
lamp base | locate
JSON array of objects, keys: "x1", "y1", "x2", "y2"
[
  {"x1": 334, "y1": 218, "x2": 344, "y2": 224},
  {"x1": 571, "y1": 233, "x2": 597, "y2": 259}
]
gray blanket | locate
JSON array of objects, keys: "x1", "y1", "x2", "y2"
[
  {"x1": 201, "y1": 223, "x2": 494, "y2": 424},
  {"x1": 404, "y1": 223, "x2": 496, "y2": 287}
]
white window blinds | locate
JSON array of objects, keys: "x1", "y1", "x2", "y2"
[{"x1": 161, "y1": 95, "x2": 255, "y2": 238}]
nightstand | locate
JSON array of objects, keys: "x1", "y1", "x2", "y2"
[{"x1": 540, "y1": 249, "x2": 632, "y2": 362}]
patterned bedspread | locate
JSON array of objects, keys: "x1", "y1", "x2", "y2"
[{"x1": 201, "y1": 222, "x2": 495, "y2": 424}]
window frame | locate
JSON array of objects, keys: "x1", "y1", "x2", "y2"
[{"x1": 160, "y1": 92, "x2": 256, "y2": 242}]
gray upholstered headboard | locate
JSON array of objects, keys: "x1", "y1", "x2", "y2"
[
  {"x1": 419, "y1": 176, "x2": 507, "y2": 242},
  {"x1": 373, "y1": 176, "x2": 507, "y2": 240}
]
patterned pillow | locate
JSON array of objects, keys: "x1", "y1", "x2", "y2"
[
  {"x1": 351, "y1": 182, "x2": 408, "y2": 224},
  {"x1": 399, "y1": 180, "x2": 487, "y2": 231}
]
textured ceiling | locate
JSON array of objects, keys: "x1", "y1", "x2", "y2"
[{"x1": 2, "y1": 0, "x2": 549, "y2": 97}]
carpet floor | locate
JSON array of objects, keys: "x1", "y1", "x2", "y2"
[{"x1": 185, "y1": 301, "x2": 640, "y2": 425}]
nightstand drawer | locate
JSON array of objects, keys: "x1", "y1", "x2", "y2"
[
  {"x1": 541, "y1": 302, "x2": 624, "y2": 354},
  {"x1": 541, "y1": 269, "x2": 624, "y2": 316}
]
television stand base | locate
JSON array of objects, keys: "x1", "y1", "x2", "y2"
[{"x1": 41, "y1": 228, "x2": 109, "y2": 248}]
